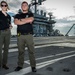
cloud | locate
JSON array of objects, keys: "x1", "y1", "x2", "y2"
[
  {"x1": 55, "y1": 17, "x2": 75, "y2": 24},
  {"x1": 5, "y1": 0, "x2": 75, "y2": 36},
  {"x1": 55, "y1": 23, "x2": 71, "y2": 28},
  {"x1": 8, "y1": 0, "x2": 21, "y2": 12},
  {"x1": 54, "y1": 15, "x2": 75, "y2": 28},
  {"x1": 54, "y1": 22, "x2": 75, "y2": 35},
  {"x1": 7, "y1": 0, "x2": 29, "y2": 13},
  {"x1": 54, "y1": 15, "x2": 75, "y2": 35}
]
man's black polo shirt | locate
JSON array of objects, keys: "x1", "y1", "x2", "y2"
[
  {"x1": 0, "y1": 11, "x2": 11, "y2": 30},
  {"x1": 14, "y1": 11, "x2": 34, "y2": 34}
]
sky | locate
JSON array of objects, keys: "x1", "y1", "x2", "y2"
[
  {"x1": 1, "y1": 0, "x2": 75, "y2": 36},
  {"x1": 6, "y1": 0, "x2": 75, "y2": 18},
  {"x1": 42, "y1": 0, "x2": 75, "y2": 19}
]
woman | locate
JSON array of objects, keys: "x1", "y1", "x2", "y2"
[{"x1": 0, "y1": 1, "x2": 12, "y2": 69}]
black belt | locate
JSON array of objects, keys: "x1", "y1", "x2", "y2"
[
  {"x1": 21, "y1": 33, "x2": 32, "y2": 35},
  {"x1": 0, "y1": 28, "x2": 9, "y2": 31},
  {"x1": 17, "y1": 32, "x2": 32, "y2": 36}
]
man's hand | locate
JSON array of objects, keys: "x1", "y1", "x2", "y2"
[{"x1": 9, "y1": 25, "x2": 13, "y2": 29}]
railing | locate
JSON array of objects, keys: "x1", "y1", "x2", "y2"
[{"x1": 65, "y1": 24, "x2": 75, "y2": 36}]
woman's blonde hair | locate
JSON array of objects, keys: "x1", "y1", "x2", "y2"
[{"x1": 0, "y1": 1, "x2": 10, "y2": 10}]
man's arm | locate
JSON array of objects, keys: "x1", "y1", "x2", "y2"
[
  {"x1": 21, "y1": 17, "x2": 34, "y2": 24},
  {"x1": 14, "y1": 17, "x2": 34, "y2": 25},
  {"x1": 14, "y1": 19, "x2": 26, "y2": 25}
]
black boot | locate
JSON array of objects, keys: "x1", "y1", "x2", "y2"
[
  {"x1": 32, "y1": 67, "x2": 37, "y2": 72},
  {"x1": 15, "y1": 66, "x2": 22, "y2": 71},
  {"x1": 2, "y1": 65, "x2": 9, "y2": 69},
  {"x1": 0, "y1": 65, "x2": 1, "y2": 69}
]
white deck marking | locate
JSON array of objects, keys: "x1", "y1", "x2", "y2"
[
  {"x1": 9, "y1": 44, "x2": 50, "y2": 53},
  {"x1": 6, "y1": 54, "x2": 75, "y2": 75},
  {"x1": 9, "y1": 43, "x2": 75, "y2": 53},
  {"x1": 24, "y1": 50, "x2": 75, "y2": 65},
  {"x1": 35, "y1": 50, "x2": 75, "y2": 60},
  {"x1": 24, "y1": 61, "x2": 30, "y2": 64},
  {"x1": 8, "y1": 44, "x2": 57, "y2": 53}
]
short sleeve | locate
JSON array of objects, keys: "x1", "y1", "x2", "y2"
[
  {"x1": 28, "y1": 11, "x2": 34, "y2": 17},
  {"x1": 14, "y1": 14, "x2": 20, "y2": 19}
]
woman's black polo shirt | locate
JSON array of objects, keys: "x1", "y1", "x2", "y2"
[
  {"x1": 14, "y1": 11, "x2": 34, "y2": 34},
  {"x1": 0, "y1": 11, "x2": 11, "y2": 30}
]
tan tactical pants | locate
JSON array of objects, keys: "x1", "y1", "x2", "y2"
[
  {"x1": 17, "y1": 34, "x2": 36, "y2": 68},
  {"x1": 0, "y1": 29, "x2": 11, "y2": 66}
]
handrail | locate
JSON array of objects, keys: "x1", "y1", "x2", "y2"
[{"x1": 65, "y1": 24, "x2": 75, "y2": 36}]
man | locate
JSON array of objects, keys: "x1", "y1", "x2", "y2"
[{"x1": 14, "y1": 1, "x2": 36, "y2": 72}]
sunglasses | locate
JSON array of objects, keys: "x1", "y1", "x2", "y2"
[{"x1": 1, "y1": 5, "x2": 8, "y2": 7}]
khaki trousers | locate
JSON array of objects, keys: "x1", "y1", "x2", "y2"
[
  {"x1": 0, "y1": 29, "x2": 11, "y2": 66},
  {"x1": 17, "y1": 34, "x2": 36, "y2": 68}
]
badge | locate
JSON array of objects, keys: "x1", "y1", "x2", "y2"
[
  {"x1": 26, "y1": 15, "x2": 28, "y2": 18},
  {"x1": 17, "y1": 33, "x2": 21, "y2": 36}
]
